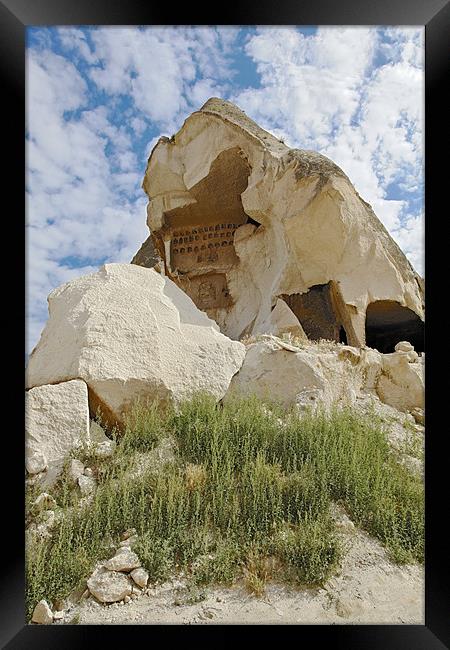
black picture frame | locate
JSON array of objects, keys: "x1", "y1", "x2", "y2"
[{"x1": 2, "y1": 0, "x2": 448, "y2": 647}]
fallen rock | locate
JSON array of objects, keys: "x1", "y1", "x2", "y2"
[
  {"x1": 410, "y1": 407, "x2": 425, "y2": 426},
  {"x1": 226, "y1": 338, "x2": 363, "y2": 409},
  {"x1": 93, "y1": 440, "x2": 116, "y2": 459},
  {"x1": 33, "y1": 492, "x2": 56, "y2": 511},
  {"x1": 31, "y1": 599, "x2": 53, "y2": 624},
  {"x1": 394, "y1": 341, "x2": 414, "y2": 352},
  {"x1": 377, "y1": 353, "x2": 424, "y2": 412},
  {"x1": 25, "y1": 380, "x2": 90, "y2": 481},
  {"x1": 26, "y1": 264, "x2": 246, "y2": 429},
  {"x1": 104, "y1": 548, "x2": 141, "y2": 572},
  {"x1": 130, "y1": 568, "x2": 149, "y2": 589},
  {"x1": 68, "y1": 458, "x2": 85, "y2": 484},
  {"x1": 119, "y1": 535, "x2": 138, "y2": 548},
  {"x1": 87, "y1": 567, "x2": 132, "y2": 603},
  {"x1": 26, "y1": 451, "x2": 47, "y2": 475},
  {"x1": 78, "y1": 475, "x2": 97, "y2": 496}
]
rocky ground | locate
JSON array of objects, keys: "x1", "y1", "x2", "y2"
[
  {"x1": 29, "y1": 390, "x2": 424, "y2": 627},
  {"x1": 57, "y1": 509, "x2": 423, "y2": 625}
]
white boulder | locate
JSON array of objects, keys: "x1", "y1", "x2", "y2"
[
  {"x1": 130, "y1": 567, "x2": 149, "y2": 589},
  {"x1": 87, "y1": 567, "x2": 132, "y2": 603},
  {"x1": 25, "y1": 380, "x2": 90, "y2": 478},
  {"x1": 104, "y1": 548, "x2": 141, "y2": 572},
  {"x1": 26, "y1": 264, "x2": 246, "y2": 429},
  {"x1": 226, "y1": 338, "x2": 363, "y2": 410},
  {"x1": 377, "y1": 352, "x2": 424, "y2": 412}
]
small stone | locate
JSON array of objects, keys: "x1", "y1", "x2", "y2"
[
  {"x1": 395, "y1": 341, "x2": 414, "y2": 353},
  {"x1": 121, "y1": 528, "x2": 137, "y2": 541},
  {"x1": 53, "y1": 598, "x2": 65, "y2": 611},
  {"x1": 124, "y1": 595, "x2": 131, "y2": 603},
  {"x1": 411, "y1": 407, "x2": 425, "y2": 425},
  {"x1": 130, "y1": 567, "x2": 149, "y2": 589},
  {"x1": 78, "y1": 475, "x2": 96, "y2": 496},
  {"x1": 53, "y1": 611, "x2": 64, "y2": 620},
  {"x1": 33, "y1": 493, "x2": 57, "y2": 511},
  {"x1": 84, "y1": 467, "x2": 94, "y2": 477},
  {"x1": 68, "y1": 458, "x2": 85, "y2": 483},
  {"x1": 26, "y1": 452, "x2": 47, "y2": 475},
  {"x1": 41, "y1": 510, "x2": 55, "y2": 527},
  {"x1": 104, "y1": 548, "x2": 141, "y2": 572},
  {"x1": 31, "y1": 599, "x2": 53, "y2": 624},
  {"x1": 94, "y1": 440, "x2": 116, "y2": 459}
]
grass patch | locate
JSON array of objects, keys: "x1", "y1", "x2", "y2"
[{"x1": 25, "y1": 393, "x2": 423, "y2": 619}]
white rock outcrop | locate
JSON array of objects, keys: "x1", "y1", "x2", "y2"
[
  {"x1": 135, "y1": 98, "x2": 424, "y2": 354},
  {"x1": 25, "y1": 380, "x2": 90, "y2": 476},
  {"x1": 26, "y1": 264, "x2": 246, "y2": 429}
]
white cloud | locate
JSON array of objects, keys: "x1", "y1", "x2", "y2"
[{"x1": 233, "y1": 26, "x2": 424, "y2": 275}]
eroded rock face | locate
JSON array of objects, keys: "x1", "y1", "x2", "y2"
[
  {"x1": 26, "y1": 263, "x2": 245, "y2": 429},
  {"x1": 135, "y1": 98, "x2": 424, "y2": 353}
]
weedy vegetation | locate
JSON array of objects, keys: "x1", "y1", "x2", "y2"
[{"x1": 26, "y1": 393, "x2": 424, "y2": 619}]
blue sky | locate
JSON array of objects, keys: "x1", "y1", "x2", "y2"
[{"x1": 26, "y1": 26, "x2": 424, "y2": 354}]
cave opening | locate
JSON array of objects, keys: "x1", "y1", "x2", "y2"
[
  {"x1": 281, "y1": 283, "x2": 343, "y2": 342},
  {"x1": 160, "y1": 146, "x2": 252, "y2": 312},
  {"x1": 365, "y1": 300, "x2": 424, "y2": 353}
]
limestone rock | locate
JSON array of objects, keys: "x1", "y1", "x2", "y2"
[
  {"x1": 255, "y1": 299, "x2": 307, "y2": 340},
  {"x1": 411, "y1": 407, "x2": 425, "y2": 425},
  {"x1": 68, "y1": 458, "x2": 85, "y2": 484},
  {"x1": 33, "y1": 493, "x2": 57, "y2": 511},
  {"x1": 130, "y1": 568, "x2": 149, "y2": 589},
  {"x1": 25, "y1": 380, "x2": 90, "y2": 480},
  {"x1": 26, "y1": 264, "x2": 246, "y2": 429},
  {"x1": 78, "y1": 474, "x2": 97, "y2": 496},
  {"x1": 377, "y1": 353, "x2": 424, "y2": 412},
  {"x1": 394, "y1": 341, "x2": 414, "y2": 352},
  {"x1": 31, "y1": 599, "x2": 53, "y2": 624},
  {"x1": 104, "y1": 549, "x2": 141, "y2": 572},
  {"x1": 87, "y1": 567, "x2": 132, "y2": 603},
  {"x1": 226, "y1": 338, "x2": 363, "y2": 409},
  {"x1": 136, "y1": 97, "x2": 424, "y2": 354},
  {"x1": 26, "y1": 451, "x2": 47, "y2": 475}
]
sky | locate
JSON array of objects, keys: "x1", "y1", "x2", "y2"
[{"x1": 26, "y1": 26, "x2": 424, "y2": 355}]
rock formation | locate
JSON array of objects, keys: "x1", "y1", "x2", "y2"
[
  {"x1": 134, "y1": 98, "x2": 424, "y2": 353},
  {"x1": 26, "y1": 263, "x2": 246, "y2": 429},
  {"x1": 25, "y1": 379, "x2": 90, "y2": 480}
]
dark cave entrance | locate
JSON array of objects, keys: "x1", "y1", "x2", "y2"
[
  {"x1": 365, "y1": 300, "x2": 424, "y2": 353},
  {"x1": 281, "y1": 282, "x2": 345, "y2": 342}
]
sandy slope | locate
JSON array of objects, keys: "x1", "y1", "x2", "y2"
[{"x1": 61, "y1": 511, "x2": 423, "y2": 626}]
